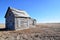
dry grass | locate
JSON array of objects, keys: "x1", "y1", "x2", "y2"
[
  {"x1": 0, "y1": 23, "x2": 60, "y2": 34},
  {"x1": 0, "y1": 24, "x2": 5, "y2": 28},
  {"x1": 0, "y1": 23, "x2": 60, "y2": 40}
]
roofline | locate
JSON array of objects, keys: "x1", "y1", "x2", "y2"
[
  {"x1": 4, "y1": 7, "x2": 30, "y2": 18},
  {"x1": 10, "y1": 7, "x2": 30, "y2": 17},
  {"x1": 15, "y1": 17, "x2": 36, "y2": 21},
  {"x1": 15, "y1": 17, "x2": 31, "y2": 18}
]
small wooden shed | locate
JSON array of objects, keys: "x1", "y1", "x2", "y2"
[{"x1": 5, "y1": 7, "x2": 36, "y2": 30}]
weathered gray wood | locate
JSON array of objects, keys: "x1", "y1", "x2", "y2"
[{"x1": 5, "y1": 7, "x2": 36, "y2": 30}]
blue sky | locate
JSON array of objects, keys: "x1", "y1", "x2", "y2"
[{"x1": 0, "y1": 0, "x2": 60, "y2": 23}]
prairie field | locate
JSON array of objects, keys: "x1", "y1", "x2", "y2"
[
  {"x1": 0, "y1": 23, "x2": 60, "y2": 40},
  {"x1": 0, "y1": 24, "x2": 5, "y2": 28}
]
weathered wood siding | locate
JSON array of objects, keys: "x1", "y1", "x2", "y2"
[
  {"x1": 15, "y1": 17, "x2": 36, "y2": 30},
  {"x1": 5, "y1": 12, "x2": 15, "y2": 30},
  {"x1": 6, "y1": 15, "x2": 36, "y2": 30},
  {"x1": 15, "y1": 18, "x2": 29, "y2": 30}
]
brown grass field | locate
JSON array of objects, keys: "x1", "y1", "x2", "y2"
[
  {"x1": 0, "y1": 23, "x2": 60, "y2": 31},
  {"x1": 0, "y1": 24, "x2": 5, "y2": 28},
  {"x1": 0, "y1": 23, "x2": 60, "y2": 33},
  {"x1": 0, "y1": 23, "x2": 60, "y2": 40}
]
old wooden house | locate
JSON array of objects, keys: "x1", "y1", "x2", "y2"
[{"x1": 5, "y1": 7, "x2": 36, "y2": 30}]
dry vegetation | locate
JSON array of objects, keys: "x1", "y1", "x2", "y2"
[
  {"x1": 0, "y1": 24, "x2": 5, "y2": 28},
  {"x1": 0, "y1": 23, "x2": 60, "y2": 40}
]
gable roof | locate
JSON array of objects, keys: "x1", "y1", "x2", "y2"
[{"x1": 5, "y1": 7, "x2": 30, "y2": 18}]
